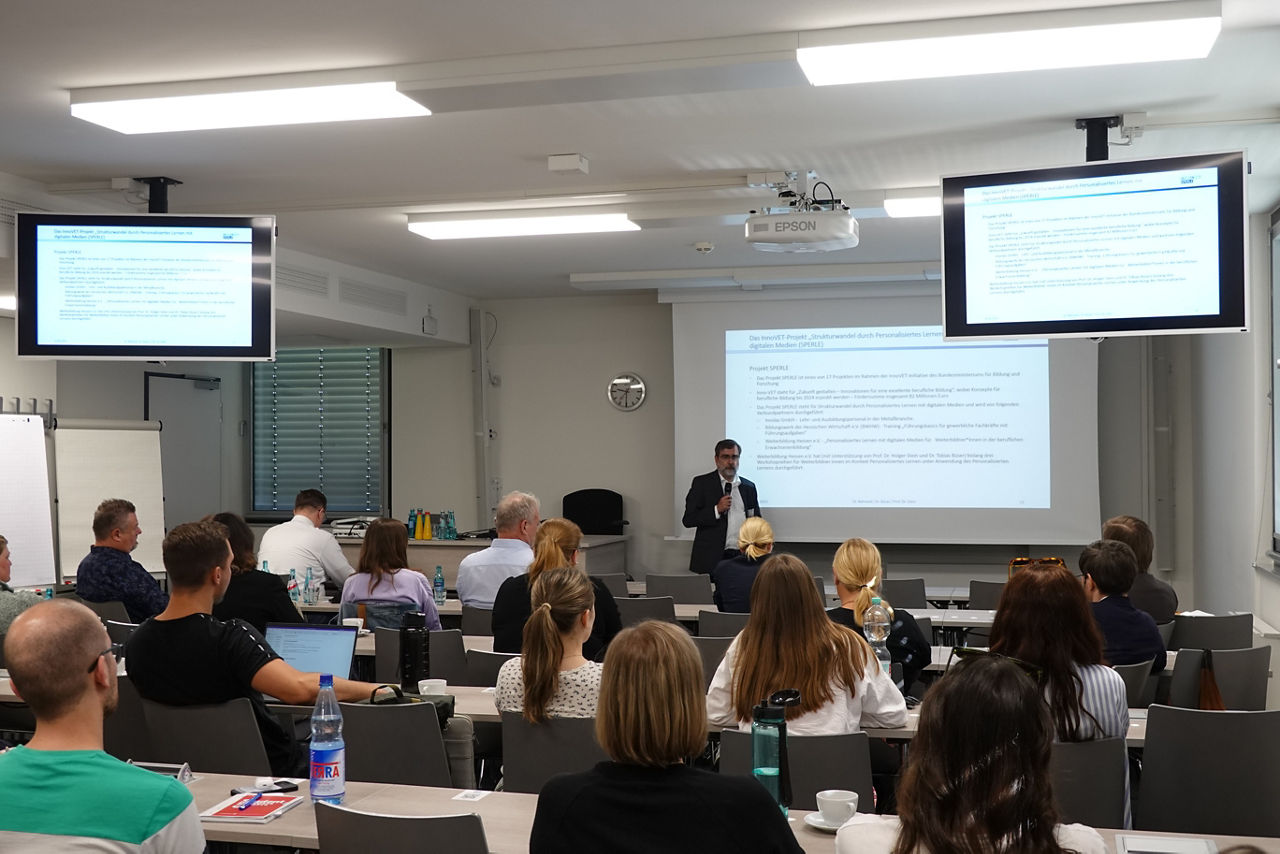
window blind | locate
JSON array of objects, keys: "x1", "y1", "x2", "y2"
[{"x1": 252, "y1": 347, "x2": 385, "y2": 513}]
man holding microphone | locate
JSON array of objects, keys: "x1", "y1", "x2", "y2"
[{"x1": 682, "y1": 439, "x2": 760, "y2": 575}]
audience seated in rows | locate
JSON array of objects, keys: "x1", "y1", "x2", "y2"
[
  {"x1": 75, "y1": 498, "x2": 167, "y2": 623},
  {"x1": 1103, "y1": 514, "x2": 1177, "y2": 624},
  {"x1": 709, "y1": 516, "x2": 772, "y2": 614},
  {"x1": 457, "y1": 491, "x2": 540, "y2": 609},
  {"x1": 990, "y1": 561, "x2": 1129, "y2": 743},
  {"x1": 1081, "y1": 539, "x2": 1167, "y2": 674},
  {"x1": 0, "y1": 599, "x2": 205, "y2": 851},
  {"x1": 827, "y1": 537, "x2": 932, "y2": 690},
  {"x1": 835, "y1": 654, "x2": 1105, "y2": 854},
  {"x1": 492, "y1": 518, "x2": 622, "y2": 660},
  {"x1": 497, "y1": 566, "x2": 602, "y2": 721},
  {"x1": 340, "y1": 518, "x2": 440, "y2": 630},
  {"x1": 257, "y1": 488, "x2": 355, "y2": 587},
  {"x1": 209, "y1": 511, "x2": 304, "y2": 634},
  {"x1": 530, "y1": 620, "x2": 803, "y2": 854},
  {"x1": 126, "y1": 519, "x2": 382, "y2": 777},
  {"x1": 0, "y1": 534, "x2": 40, "y2": 633}
]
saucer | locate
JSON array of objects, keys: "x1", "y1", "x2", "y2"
[{"x1": 803, "y1": 813, "x2": 850, "y2": 833}]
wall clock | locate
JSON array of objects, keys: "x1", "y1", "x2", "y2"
[{"x1": 607, "y1": 372, "x2": 646, "y2": 411}]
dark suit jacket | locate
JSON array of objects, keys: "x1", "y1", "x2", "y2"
[
  {"x1": 682, "y1": 471, "x2": 759, "y2": 575},
  {"x1": 710, "y1": 553, "x2": 764, "y2": 613},
  {"x1": 1091, "y1": 595, "x2": 1167, "y2": 673},
  {"x1": 1128, "y1": 572, "x2": 1178, "y2": 625}
]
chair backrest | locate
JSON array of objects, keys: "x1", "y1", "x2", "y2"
[
  {"x1": 103, "y1": 676, "x2": 155, "y2": 763},
  {"x1": 140, "y1": 697, "x2": 271, "y2": 775},
  {"x1": 315, "y1": 802, "x2": 489, "y2": 854},
  {"x1": 967, "y1": 580, "x2": 1006, "y2": 610},
  {"x1": 105, "y1": 620, "x2": 138, "y2": 645},
  {"x1": 1165, "y1": 646, "x2": 1271, "y2": 711},
  {"x1": 593, "y1": 573, "x2": 629, "y2": 599},
  {"x1": 719, "y1": 729, "x2": 874, "y2": 812},
  {"x1": 79, "y1": 598, "x2": 131, "y2": 624},
  {"x1": 430, "y1": 628, "x2": 469, "y2": 685},
  {"x1": 1049, "y1": 737, "x2": 1128, "y2": 828},
  {"x1": 461, "y1": 605, "x2": 493, "y2": 637},
  {"x1": 341, "y1": 701, "x2": 452, "y2": 786},
  {"x1": 690, "y1": 635, "x2": 734, "y2": 690},
  {"x1": 645, "y1": 574, "x2": 714, "y2": 605},
  {"x1": 614, "y1": 596, "x2": 676, "y2": 627},
  {"x1": 1169, "y1": 612, "x2": 1253, "y2": 651},
  {"x1": 912, "y1": 616, "x2": 933, "y2": 646},
  {"x1": 466, "y1": 649, "x2": 519, "y2": 687},
  {"x1": 1156, "y1": 621, "x2": 1175, "y2": 645},
  {"x1": 373, "y1": 626, "x2": 401, "y2": 684},
  {"x1": 812, "y1": 574, "x2": 826, "y2": 600},
  {"x1": 880, "y1": 578, "x2": 927, "y2": 609},
  {"x1": 343, "y1": 600, "x2": 416, "y2": 631},
  {"x1": 500, "y1": 711, "x2": 609, "y2": 794},
  {"x1": 561, "y1": 488, "x2": 626, "y2": 535},
  {"x1": 1111, "y1": 659, "x2": 1153, "y2": 708},
  {"x1": 697, "y1": 609, "x2": 749, "y2": 637},
  {"x1": 1136, "y1": 705, "x2": 1280, "y2": 836}
]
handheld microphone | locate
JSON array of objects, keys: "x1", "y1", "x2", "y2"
[{"x1": 724, "y1": 481, "x2": 733, "y2": 497}]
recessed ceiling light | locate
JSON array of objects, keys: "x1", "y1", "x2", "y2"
[
  {"x1": 71, "y1": 81, "x2": 430, "y2": 134},
  {"x1": 408, "y1": 213, "x2": 640, "y2": 240}
]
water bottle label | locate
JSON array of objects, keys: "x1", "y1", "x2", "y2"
[{"x1": 310, "y1": 745, "x2": 345, "y2": 800}]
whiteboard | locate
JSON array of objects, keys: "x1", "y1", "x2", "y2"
[
  {"x1": 0, "y1": 415, "x2": 57, "y2": 587},
  {"x1": 54, "y1": 422, "x2": 165, "y2": 578}
]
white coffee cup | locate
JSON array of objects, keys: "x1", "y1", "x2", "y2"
[
  {"x1": 341, "y1": 618, "x2": 363, "y2": 630},
  {"x1": 816, "y1": 789, "x2": 858, "y2": 825},
  {"x1": 418, "y1": 678, "x2": 447, "y2": 695}
]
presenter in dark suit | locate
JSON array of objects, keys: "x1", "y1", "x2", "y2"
[{"x1": 682, "y1": 439, "x2": 760, "y2": 575}]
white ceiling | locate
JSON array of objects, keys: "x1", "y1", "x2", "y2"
[{"x1": 3, "y1": 0, "x2": 1279, "y2": 309}]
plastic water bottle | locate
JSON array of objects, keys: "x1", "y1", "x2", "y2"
[
  {"x1": 864, "y1": 596, "x2": 893, "y2": 680},
  {"x1": 288, "y1": 569, "x2": 300, "y2": 603},
  {"x1": 303, "y1": 567, "x2": 315, "y2": 605},
  {"x1": 310, "y1": 674, "x2": 345, "y2": 805},
  {"x1": 433, "y1": 565, "x2": 446, "y2": 606},
  {"x1": 260, "y1": 558, "x2": 269, "y2": 574},
  {"x1": 751, "y1": 699, "x2": 788, "y2": 815}
]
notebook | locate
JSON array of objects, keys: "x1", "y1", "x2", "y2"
[{"x1": 264, "y1": 623, "x2": 358, "y2": 683}]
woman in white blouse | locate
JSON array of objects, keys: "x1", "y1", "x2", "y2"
[
  {"x1": 496, "y1": 566, "x2": 602, "y2": 721},
  {"x1": 706, "y1": 553, "x2": 906, "y2": 735}
]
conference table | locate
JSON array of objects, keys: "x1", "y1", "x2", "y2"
[
  {"x1": 187, "y1": 771, "x2": 1279, "y2": 852},
  {"x1": 303, "y1": 598, "x2": 715, "y2": 624}
]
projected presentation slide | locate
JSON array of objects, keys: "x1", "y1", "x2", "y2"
[
  {"x1": 35, "y1": 223, "x2": 254, "y2": 347},
  {"x1": 963, "y1": 167, "x2": 1221, "y2": 324},
  {"x1": 725, "y1": 326, "x2": 1049, "y2": 509}
]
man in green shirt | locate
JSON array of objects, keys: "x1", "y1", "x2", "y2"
[{"x1": 0, "y1": 599, "x2": 205, "y2": 852}]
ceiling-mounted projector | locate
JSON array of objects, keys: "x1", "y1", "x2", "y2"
[{"x1": 745, "y1": 209, "x2": 859, "y2": 253}]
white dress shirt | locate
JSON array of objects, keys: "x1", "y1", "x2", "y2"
[
  {"x1": 717, "y1": 476, "x2": 746, "y2": 550},
  {"x1": 258, "y1": 514, "x2": 355, "y2": 586},
  {"x1": 456, "y1": 537, "x2": 534, "y2": 609}
]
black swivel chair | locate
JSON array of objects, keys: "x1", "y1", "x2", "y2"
[{"x1": 562, "y1": 489, "x2": 629, "y2": 535}]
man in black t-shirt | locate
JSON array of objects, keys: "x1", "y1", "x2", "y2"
[{"x1": 126, "y1": 520, "x2": 382, "y2": 776}]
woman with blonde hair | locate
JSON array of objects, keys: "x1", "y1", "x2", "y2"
[
  {"x1": 492, "y1": 518, "x2": 622, "y2": 659},
  {"x1": 496, "y1": 566, "x2": 601, "y2": 722},
  {"x1": 709, "y1": 516, "x2": 773, "y2": 613},
  {"x1": 706, "y1": 553, "x2": 905, "y2": 735},
  {"x1": 829, "y1": 537, "x2": 931, "y2": 690},
  {"x1": 530, "y1": 620, "x2": 803, "y2": 854},
  {"x1": 340, "y1": 518, "x2": 440, "y2": 629}
]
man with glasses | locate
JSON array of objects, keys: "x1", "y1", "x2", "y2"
[
  {"x1": 683, "y1": 439, "x2": 760, "y2": 575},
  {"x1": 457, "y1": 491, "x2": 540, "y2": 609},
  {"x1": 0, "y1": 599, "x2": 204, "y2": 851}
]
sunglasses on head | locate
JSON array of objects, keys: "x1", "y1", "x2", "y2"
[
  {"x1": 1007, "y1": 556, "x2": 1065, "y2": 577},
  {"x1": 947, "y1": 646, "x2": 1044, "y2": 681}
]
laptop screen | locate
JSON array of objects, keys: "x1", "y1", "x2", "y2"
[{"x1": 264, "y1": 623, "x2": 357, "y2": 680}]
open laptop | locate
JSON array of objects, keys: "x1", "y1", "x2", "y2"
[{"x1": 264, "y1": 623, "x2": 358, "y2": 687}]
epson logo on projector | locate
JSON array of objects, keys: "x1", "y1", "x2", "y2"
[{"x1": 775, "y1": 220, "x2": 816, "y2": 232}]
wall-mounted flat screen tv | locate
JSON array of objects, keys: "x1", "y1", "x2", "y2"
[
  {"x1": 942, "y1": 151, "x2": 1247, "y2": 340},
  {"x1": 15, "y1": 212, "x2": 275, "y2": 360}
]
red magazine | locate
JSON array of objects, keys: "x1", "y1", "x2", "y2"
[{"x1": 200, "y1": 793, "x2": 304, "y2": 823}]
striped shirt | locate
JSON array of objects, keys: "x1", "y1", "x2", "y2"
[{"x1": 1067, "y1": 663, "x2": 1129, "y2": 740}]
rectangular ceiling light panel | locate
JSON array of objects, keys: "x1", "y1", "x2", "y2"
[
  {"x1": 71, "y1": 81, "x2": 430, "y2": 134},
  {"x1": 408, "y1": 213, "x2": 640, "y2": 240},
  {"x1": 798, "y1": 3, "x2": 1221, "y2": 85}
]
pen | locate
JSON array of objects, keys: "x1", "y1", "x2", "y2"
[{"x1": 238, "y1": 792, "x2": 263, "y2": 811}]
